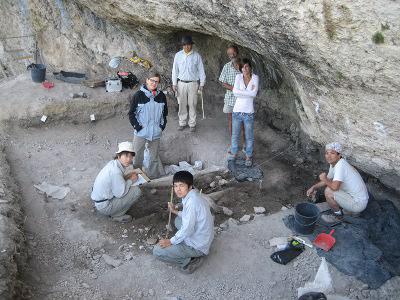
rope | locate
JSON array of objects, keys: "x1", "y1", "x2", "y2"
[{"x1": 253, "y1": 148, "x2": 289, "y2": 168}]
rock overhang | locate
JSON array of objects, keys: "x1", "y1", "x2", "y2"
[{"x1": 0, "y1": 0, "x2": 399, "y2": 190}]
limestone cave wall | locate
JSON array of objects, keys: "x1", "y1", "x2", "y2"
[{"x1": 0, "y1": 0, "x2": 399, "y2": 190}]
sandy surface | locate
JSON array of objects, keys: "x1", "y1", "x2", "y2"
[{"x1": 0, "y1": 73, "x2": 133, "y2": 124}]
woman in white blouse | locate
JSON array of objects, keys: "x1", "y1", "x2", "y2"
[{"x1": 228, "y1": 58, "x2": 259, "y2": 167}]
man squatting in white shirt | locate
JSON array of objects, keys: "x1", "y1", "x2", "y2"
[{"x1": 306, "y1": 142, "x2": 369, "y2": 220}]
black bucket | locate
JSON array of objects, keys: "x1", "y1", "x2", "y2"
[
  {"x1": 294, "y1": 202, "x2": 320, "y2": 234},
  {"x1": 27, "y1": 63, "x2": 46, "y2": 83}
]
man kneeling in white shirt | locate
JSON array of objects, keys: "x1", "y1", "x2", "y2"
[{"x1": 153, "y1": 171, "x2": 214, "y2": 274}]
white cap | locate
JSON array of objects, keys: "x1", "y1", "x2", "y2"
[
  {"x1": 116, "y1": 141, "x2": 135, "y2": 154},
  {"x1": 325, "y1": 142, "x2": 342, "y2": 154}
]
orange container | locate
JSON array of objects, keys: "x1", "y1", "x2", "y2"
[{"x1": 313, "y1": 229, "x2": 336, "y2": 251}]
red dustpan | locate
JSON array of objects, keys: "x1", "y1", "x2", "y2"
[{"x1": 313, "y1": 229, "x2": 336, "y2": 251}]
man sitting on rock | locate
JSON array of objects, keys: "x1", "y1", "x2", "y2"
[
  {"x1": 153, "y1": 171, "x2": 214, "y2": 274},
  {"x1": 91, "y1": 141, "x2": 142, "y2": 223},
  {"x1": 306, "y1": 142, "x2": 369, "y2": 219}
]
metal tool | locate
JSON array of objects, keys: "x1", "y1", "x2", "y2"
[{"x1": 292, "y1": 236, "x2": 313, "y2": 248}]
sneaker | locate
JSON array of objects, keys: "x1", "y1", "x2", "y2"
[
  {"x1": 245, "y1": 157, "x2": 252, "y2": 167},
  {"x1": 343, "y1": 210, "x2": 360, "y2": 217},
  {"x1": 180, "y1": 257, "x2": 204, "y2": 274},
  {"x1": 227, "y1": 152, "x2": 236, "y2": 161},
  {"x1": 189, "y1": 126, "x2": 196, "y2": 132},
  {"x1": 321, "y1": 214, "x2": 341, "y2": 224},
  {"x1": 111, "y1": 214, "x2": 132, "y2": 223},
  {"x1": 177, "y1": 125, "x2": 185, "y2": 131},
  {"x1": 333, "y1": 209, "x2": 344, "y2": 217}
]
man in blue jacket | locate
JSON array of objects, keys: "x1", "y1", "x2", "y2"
[{"x1": 128, "y1": 71, "x2": 168, "y2": 179}]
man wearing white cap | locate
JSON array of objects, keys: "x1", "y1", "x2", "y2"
[
  {"x1": 306, "y1": 142, "x2": 369, "y2": 218},
  {"x1": 91, "y1": 141, "x2": 142, "y2": 223}
]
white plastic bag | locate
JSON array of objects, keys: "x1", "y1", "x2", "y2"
[
  {"x1": 143, "y1": 143, "x2": 150, "y2": 170},
  {"x1": 297, "y1": 258, "x2": 333, "y2": 297},
  {"x1": 193, "y1": 160, "x2": 203, "y2": 171}
]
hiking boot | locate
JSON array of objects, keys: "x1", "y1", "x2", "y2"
[
  {"x1": 111, "y1": 214, "x2": 132, "y2": 223},
  {"x1": 177, "y1": 125, "x2": 185, "y2": 131},
  {"x1": 245, "y1": 157, "x2": 252, "y2": 167},
  {"x1": 189, "y1": 126, "x2": 196, "y2": 132},
  {"x1": 180, "y1": 257, "x2": 204, "y2": 274}
]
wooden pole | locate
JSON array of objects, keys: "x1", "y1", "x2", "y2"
[{"x1": 165, "y1": 186, "x2": 174, "y2": 239}]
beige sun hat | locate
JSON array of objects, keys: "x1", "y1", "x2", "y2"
[{"x1": 116, "y1": 141, "x2": 135, "y2": 154}]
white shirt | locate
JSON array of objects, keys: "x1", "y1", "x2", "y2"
[
  {"x1": 172, "y1": 50, "x2": 206, "y2": 86},
  {"x1": 170, "y1": 189, "x2": 214, "y2": 255},
  {"x1": 327, "y1": 158, "x2": 369, "y2": 205},
  {"x1": 91, "y1": 160, "x2": 132, "y2": 209},
  {"x1": 232, "y1": 73, "x2": 259, "y2": 113}
]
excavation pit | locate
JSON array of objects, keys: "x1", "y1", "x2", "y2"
[{"x1": 3, "y1": 103, "x2": 320, "y2": 296}]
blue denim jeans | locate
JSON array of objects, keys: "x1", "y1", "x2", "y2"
[
  {"x1": 231, "y1": 112, "x2": 254, "y2": 158},
  {"x1": 153, "y1": 216, "x2": 204, "y2": 267}
]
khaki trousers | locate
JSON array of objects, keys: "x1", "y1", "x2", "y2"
[
  {"x1": 177, "y1": 81, "x2": 199, "y2": 127},
  {"x1": 96, "y1": 186, "x2": 142, "y2": 217},
  {"x1": 133, "y1": 135, "x2": 165, "y2": 179}
]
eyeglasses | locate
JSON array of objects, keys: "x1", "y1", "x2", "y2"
[{"x1": 148, "y1": 78, "x2": 160, "y2": 84}]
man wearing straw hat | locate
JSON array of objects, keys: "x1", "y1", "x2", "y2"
[
  {"x1": 153, "y1": 171, "x2": 214, "y2": 274},
  {"x1": 172, "y1": 35, "x2": 206, "y2": 132},
  {"x1": 91, "y1": 141, "x2": 142, "y2": 223},
  {"x1": 306, "y1": 142, "x2": 369, "y2": 218}
]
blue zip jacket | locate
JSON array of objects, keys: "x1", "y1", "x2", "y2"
[{"x1": 128, "y1": 84, "x2": 168, "y2": 141}]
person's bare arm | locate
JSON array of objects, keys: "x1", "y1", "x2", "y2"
[
  {"x1": 168, "y1": 202, "x2": 179, "y2": 215},
  {"x1": 222, "y1": 82, "x2": 234, "y2": 90},
  {"x1": 159, "y1": 239, "x2": 172, "y2": 248},
  {"x1": 306, "y1": 179, "x2": 327, "y2": 197},
  {"x1": 124, "y1": 172, "x2": 138, "y2": 183},
  {"x1": 319, "y1": 173, "x2": 341, "y2": 191}
]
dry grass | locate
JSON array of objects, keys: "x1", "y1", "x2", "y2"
[{"x1": 372, "y1": 31, "x2": 385, "y2": 44}]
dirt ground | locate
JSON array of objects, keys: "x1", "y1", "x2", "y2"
[
  {"x1": 0, "y1": 74, "x2": 398, "y2": 299},
  {"x1": 2, "y1": 112, "x2": 399, "y2": 299}
]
